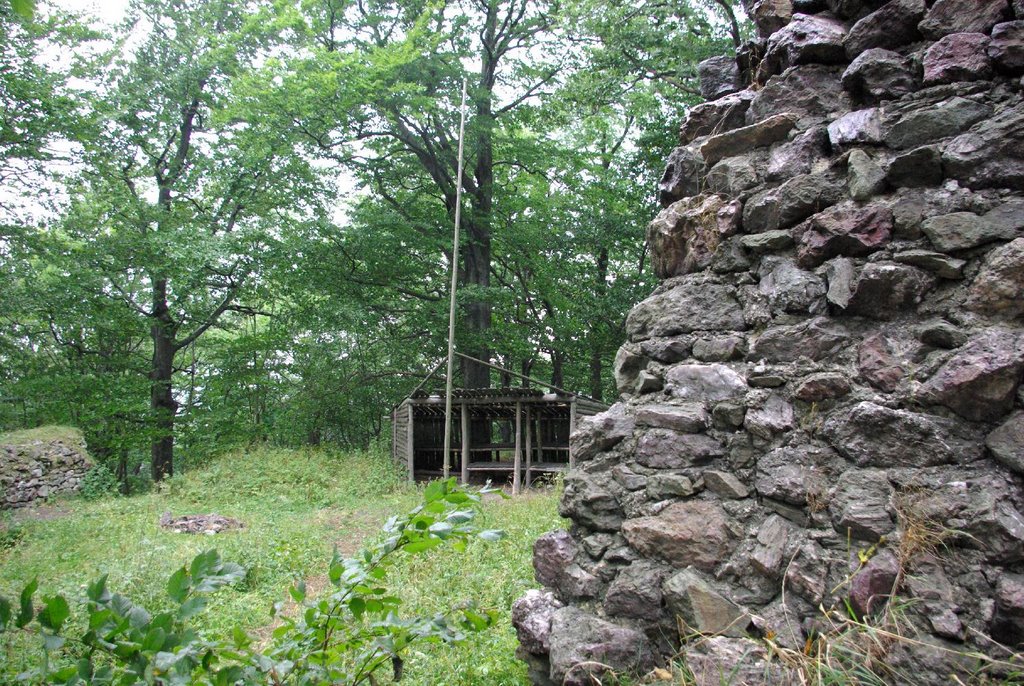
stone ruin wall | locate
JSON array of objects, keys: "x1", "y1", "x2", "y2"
[
  {"x1": 1, "y1": 432, "x2": 93, "y2": 509},
  {"x1": 513, "y1": 0, "x2": 1024, "y2": 683}
]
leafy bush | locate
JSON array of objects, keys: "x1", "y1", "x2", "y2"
[
  {"x1": 0, "y1": 478, "x2": 504, "y2": 685},
  {"x1": 78, "y1": 464, "x2": 120, "y2": 500}
]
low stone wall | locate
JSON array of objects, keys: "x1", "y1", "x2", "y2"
[
  {"x1": 1, "y1": 430, "x2": 93, "y2": 509},
  {"x1": 513, "y1": 1, "x2": 1024, "y2": 683}
]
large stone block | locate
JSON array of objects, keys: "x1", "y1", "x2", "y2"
[
  {"x1": 842, "y1": 48, "x2": 920, "y2": 103},
  {"x1": 548, "y1": 608, "x2": 655, "y2": 686},
  {"x1": 820, "y1": 401, "x2": 983, "y2": 467},
  {"x1": 988, "y1": 21, "x2": 1024, "y2": 74},
  {"x1": 626, "y1": 281, "x2": 747, "y2": 341},
  {"x1": 843, "y1": 263, "x2": 936, "y2": 319},
  {"x1": 622, "y1": 500, "x2": 737, "y2": 571},
  {"x1": 986, "y1": 411, "x2": 1024, "y2": 474},
  {"x1": 743, "y1": 172, "x2": 845, "y2": 233},
  {"x1": 883, "y1": 95, "x2": 991, "y2": 150},
  {"x1": 747, "y1": 65, "x2": 851, "y2": 127},
  {"x1": 964, "y1": 238, "x2": 1024, "y2": 318},
  {"x1": 698, "y1": 55, "x2": 742, "y2": 100},
  {"x1": 647, "y1": 195, "x2": 742, "y2": 278},
  {"x1": 796, "y1": 203, "x2": 893, "y2": 267},
  {"x1": 919, "y1": 0, "x2": 1009, "y2": 39},
  {"x1": 923, "y1": 33, "x2": 993, "y2": 85},
  {"x1": 919, "y1": 329, "x2": 1024, "y2": 421},
  {"x1": 749, "y1": 317, "x2": 852, "y2": 362},
  {"x1": 663, "y1": 568, "x2": 750, "y2": 636},
  {"x1": 700, "y1": 114, "x2": 798, "y2": 167},
  {"x1": 658, "y1": 145, "x2": 704, "y2": 207},
  {"x1": 570, "y1": 403, "x2": 635, "y2": 461},
  {"x1": 844, "y1": 0, "x2": 926, "y2": 57},
  {"x1": 943, "y1": 104, "x2": 1024, "y2": 190}
]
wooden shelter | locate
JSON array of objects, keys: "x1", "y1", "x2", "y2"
[{"x1": 391, "y1": 386, "x2": 606, "y2": 492}]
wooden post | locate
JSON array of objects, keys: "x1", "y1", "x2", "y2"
[
  {"x1": 460, "y1": 402, "x2": 469, "y2": 485},
  {"x1": 536, "y1": 413, "x2": 544, "y2": 465},
  {"x1": 524, "y1": 406, "x2": 533, "y2": 488},
  {"x1": 569, "y1": 399, "x2": 577, "y2": 470},
  {"x1": 513, "y1": 401, "x2": 522, "y2": 495},
  {"x1": 406, "y1": 402, "x2": 415, "y2": 483}
]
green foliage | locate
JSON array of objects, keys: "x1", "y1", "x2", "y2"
[
  {"x1": 1, "y1": 478, "x2": 505, "y2": 685},
  {"x1": 78, "y1": 464, "x2": 121, "y2": 501}
]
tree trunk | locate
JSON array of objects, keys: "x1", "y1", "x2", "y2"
[
  {"x1": 589, "y1": 248, "x2": 610, "y2": 401},
  {"x1": 150, "y1": 279, "x2": 178, "y2": 481}
]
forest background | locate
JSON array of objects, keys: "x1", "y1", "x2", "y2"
[{"x1": 0, "y1": 0, "x2": 745, "y2": 487}]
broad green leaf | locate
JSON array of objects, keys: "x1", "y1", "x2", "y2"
[
  {"x1": 166, "y1": 568, "x2": 189, "y2": 603},
  {"x1": 477, "y1": 529, "x2": 505, "y2": 542},
  {"x1": 16, "y1": 578, "x2": 37, "y2": 628},
  {"x1": 38, "y1": 595, "x2": 70, "y2": 632},
  {"x1": 11, "y1": 0, "x2": 34, "y2": 20},
  {"x1": 0, "y1": 595, "x2": 10, "y2": 630}
]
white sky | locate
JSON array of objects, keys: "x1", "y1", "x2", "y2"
[{"x1": 54, "y1": 0, "x2": 127, "y2": 25}]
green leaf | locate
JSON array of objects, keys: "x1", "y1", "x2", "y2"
[
  {"x1": 0, "y1": 595, "x2": 11, "y2": 630},
  {"x1": 43, "y1": 633, "x2": 66, "y2": 651},
  {"x1": 87, "y1": 575, "x2": 110, "y2": 604},
  {"x1": 16, "y1": 578, "x2": 37, "y2": 628},
  {"x1": 348, "y1": 597, "x2": 365, "y2": 619},
  {"x1": 403, "y1": 538, "x2": 442, "y2": 553},
  {"x1": 422, "y1": 480, "x2": 446, "y2": 503},
  {"x1": 11, "y1": 0, "x2": 34, "y2": 20},
  {"x1": 142, "y1": 626, "x2": 167, "y2": 652},
  {"x1": 177, "y1": 596, "x2": 206, "y2": 621},
  {"x1": 38, "y1": 595, "x2": 70, "y2": 632},
  {"x1": 167, "y1": 567, "x2": 189, "y2": 603},
  {"x1": 289, "y1": 580, "x2": 306, "y2": 603}
]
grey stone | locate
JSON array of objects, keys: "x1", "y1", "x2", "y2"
[
  {"x1": 698, "y1": 55, "x2": 742, "y2": 100},
  {"x1": 824, "y1": 256, "x2": 857, "y2": 308},
  {"x1": 640, "y1": 337, "x2": 691, "y2": 363},
  {"x1": 512, "y1": 589, "x2": 563, "y2": 655},
  {"x1": 752, "y1": 0, "x2": 795, "y2": 36},
  {"x1": 712, "y1": 236, "x2": 754, "y2": 273},
  {"x1": 706, "y1": 155, "x2": 760, "y2": 197},
  {"x1": 743, "y1": 172, "x2": 845, "y2": 234},
  {"x1": 886, "y1": 146, "x2": 944, "y2": 188},
  {"x1": 988, "y1": 21, "x2": 1024, "y2": 75},
  {"x1": 751, "y1": 514, "x2": 795, "y2": 578},
  {"x1": 793, "y1": 371, "x2": 852, "y2": 401},
  {"x1": 571, "y1": 403, "x2": 635, "y2": 461},
  {"x1": 919, "y1": 0, "x2": 1009, "y2": 39},
  {"x1": 679, "y1": 90, "x2": 756, "y2": 145},
  {"x1": 964, "y1": 238, "x2": 1024, "y2": 318},
  {"x1": 922, "y1": 204, "x2": 1022, "y2": 252},
  {"x1": 744, "y1": 394, "x2": 796, "y2": 438},
  {"x1": 858, "y1": 333, "x2": 903, "y2": 392},
  {"x1": 739, "y1": 229, "x2": 794, "y2": 252},
  {"x1": 884, "y1": 96, "x2": 991, "y2": 150},
  {"x1": 648, "y1": 195, "x2": 742, "y2": 278},
  {"x1": 647, "y1": 473, "x2": 697, "y2": 499},
  {"x1": 663, "y1": 568, "x2": 750, "y2": 637},
  {"x1": 847, "y1": 149, "x2": 886, "y2": 200},
  {"x1": 828, "y1": 108, "x2": 884, "y2": 147},
  {"x1": 559, "y1": 474, "x2": 624, "y2": 532},
  {"x1": 842, "y1": 48, "x2": 920, "y2": 103},
  {"x1": 622, "y1": 500, "x2": 737, "y2": 571},
  {"x1": 692, "y1": 335, "x2": 746, "y2": 362},
  {"x1": 666, "y1": 363, "x2": 747, "y2": 402},
  {"x1": 919, "y1": 329, "x2": 1024, "y2": 421},
  {"x1": 581, "y1": 532, "x2": 615, "y2": 558},
  {"x1": 797, "y1": 204, "x2": 894, "y2": 268},
  {"x1": 633, "y1": 370, "x2": 664, "y2": 394},
  {"x1": 986, "y1": 411, "x2": 1024, "y2": 474},
  {"x1": 635, "y1": 429, "x2": 725, "y2": 469},
  {"x1": 764, "y1": 13, "x2": 848, "y2": 74},
  {"x1": 991, "y1": 573, "x2": 1024, "y2": 645},
  {"x1": 547, "y1": 608, "x2": 655, "y2": 686},
  {"x1": 893, "y1": 249, "x2": 965, "y2": 279},
  {"x1": 821, "y1": 401, "x2": 983, "y2": 467},
  {"x1": 636, "y1": 403, "x2": 709, "y2": 433},
  {"x1": 701, "y1": 113, "x2": 798, "y2": 167},
  {"x1": 786, "y1": 542, "x2": 831, "y2": 604},
  {"x1": 658, "y1": 145, "x2": 704, "y2": 207},
  {"x1": 850, "y1": 549, "x2": 900, "y2": 616},
  {"x1": 844, "y1": 263, "x2": 936, "y2": 319},
  {"x1": 747, "y1": 65, "x2": 851, "y2": 127},
  {"x1": 760, "y1": 259, "x2": 827, "y2": 315},
  {"x1": 829, "y1": 468, "x2": 895, "y2": 541},
  {"x1": 612, "y1": 464, "x2": 648, "y2": 491},
  {"x1": 704, "y1": 470, "x2": 751, "y2": 499},
  {"x1": 749, "y1": 317, "x2": 852, "y2": 363},
  {"x1": 613, "y1": 346, "x2": 647, "y2": 395},
  {"x1": 766, "y1": 126, "x2": 830, "y2": 181},
  {"x1": 713, "y1": 400, "x2": 747, "y2": 428},
  {"x1": 684, "y1": 637, "x2": 791, "y2": 686},
  {"x1": 626, "y1": 281, "x2": 746, "y2": 340},
  {"x1": 918, "y1": 319, "x2": 968, "y2": 348},
  {"x1": 844, "y1": 0, "x2": 927, "y2": 57},
  {"x1": 534, "y1": 530, "x2": 578, "y2": 588},
  {"x1": 755, "y1": 446, "x2": 832, "y2": 506},
  {"x1": 923, "y1": 33, "x2": 993, "y2": 85},
  {"x1": 603, "y1": 561, "x2": 667, "y2": 619},
  {"x1": 943, "y1": 103, "x2": 1024, "y2": 190}
]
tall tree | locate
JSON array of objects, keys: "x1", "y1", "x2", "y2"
[{"x1": 42, "y1": 0, "x2": 327, "y2": 479}]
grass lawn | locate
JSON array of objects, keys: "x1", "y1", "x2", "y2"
[{"x1": 0, "y1": 446, "x2": 563, "y2": 684}]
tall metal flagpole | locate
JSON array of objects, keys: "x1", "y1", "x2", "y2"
[{"x1": 442, "y1": 78, "x2": 468, "y2": 481}]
